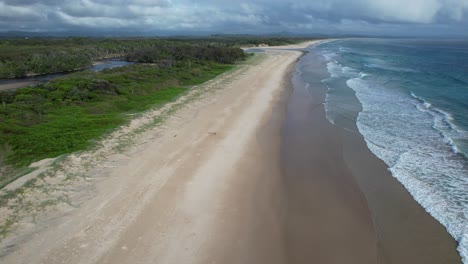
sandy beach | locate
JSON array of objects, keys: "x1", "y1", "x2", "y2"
[
  {"x1": 0, "y1": 40, "x2": 461, "y2": 264},
  {"x1": 0, "y1": 42, "x2": 310, "y2": 263}
]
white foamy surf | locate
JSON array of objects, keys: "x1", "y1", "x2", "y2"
[{"x1": 319, "y1": 54, "x2": 468, "y2": 263}]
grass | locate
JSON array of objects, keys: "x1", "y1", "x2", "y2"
[
  {"x1": 0, "y1": 53, "x2": 260, "y2": 242},
  {"x1": 0, "y1": 61, "x2": 234, "y2": 186},
  {"x1": 0, "y1": 167, "x2": 36, "y2": 190}
]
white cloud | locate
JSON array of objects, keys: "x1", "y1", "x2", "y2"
[
  {"x1": 56, "y1": 10, "x2": 135, "y2": 28},
  {"x1": 0, "y1": 1, "x2": 43, "y2": 19},
  {"x1": 366, "y1": 0, "x2": 442, "y2": 23}
]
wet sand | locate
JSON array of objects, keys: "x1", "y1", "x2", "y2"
[{"x1": 280, "y1": 51, "x2": 461, "y2": 263}]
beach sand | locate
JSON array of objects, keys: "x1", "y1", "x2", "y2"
[
  {"x1": 0, "y1": 41, "x2": 461, "y2": 264},
  {"x1": 280, "y1": 50, "x2": 461, "y2": 263},
  {"x1": 0, "y1": 43, "x2": 309, "y2": 264}
]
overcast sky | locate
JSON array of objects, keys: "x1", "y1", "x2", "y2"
[{"x1": 1, "y1": 0, "x2": 468, "y2": 37}]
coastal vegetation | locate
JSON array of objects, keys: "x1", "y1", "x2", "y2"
[
  {"x1": 0, "y1": 36, "x2": 311, "y2": 188},
  {"x1": 0, "y1": 37, "x2": 309, "y2": 78},
  {"x1": 0, "y1": 61, "x2": 234, "y2": 187}
]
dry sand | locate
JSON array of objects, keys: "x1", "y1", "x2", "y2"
[{"x1": 0, "y1": 41, "x2": 316, "y2": 264}]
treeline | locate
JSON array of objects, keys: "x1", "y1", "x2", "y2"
[
  {"x1": 180, "y1": 35, "x2": 315, "y2": 47},
  {"x1": 0, "y1": 38, "x2": 166, "y2": 78},
  {"x1": 126, "y1": 45, "x2": 246, "y2": 64},
  {"x1": 0, "y1": 37, "x2": 311, "y2": 78}
]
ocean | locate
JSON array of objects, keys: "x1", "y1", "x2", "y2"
[{"x1": 307, "y1": 39, "x2": 468, "y2": 262}]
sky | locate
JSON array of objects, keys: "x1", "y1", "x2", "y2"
[{"x1": 1, "y1": 0, "x2": 468, "y2": 37}]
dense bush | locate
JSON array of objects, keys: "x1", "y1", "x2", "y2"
[{"x1": 126, "y1": 45, "x2": 246, "y2": 64}]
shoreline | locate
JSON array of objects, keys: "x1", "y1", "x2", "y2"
[
  {"x1": 281, "y1": 50, "x2": 379, "y2": 263},
  {"x1": 282, "y1": 48, "x2": 461, "y2": 263},
  {"x1": 0, "y1": 80, "x2": 39, "y2": 91}
]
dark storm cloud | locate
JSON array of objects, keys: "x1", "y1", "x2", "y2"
[{"x1": 0, "y1": 0, "x2": 467, "y2": 36}]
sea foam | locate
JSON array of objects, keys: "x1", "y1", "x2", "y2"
[
  {"x1": 348, "y1": 76, "x2": 468, "y2": 264},
  {"x1": 317, "y1": 51, "x2": 468, "y2": 263}
]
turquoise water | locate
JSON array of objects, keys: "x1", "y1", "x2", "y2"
[{"x1": 309, "y1": 39, "x2": 468, "y2": 263}]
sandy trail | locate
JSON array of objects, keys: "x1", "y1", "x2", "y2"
[
  {"x1": 1, "y1": 43, "x2": 314, "y2": 264},
  {"x1": 0, "y1": 81, "x2": 38, "y2": 91}
]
